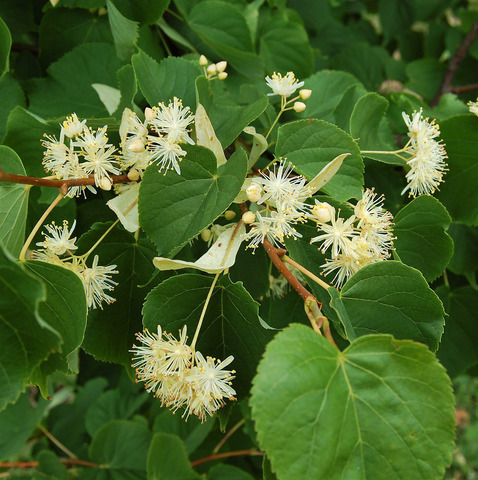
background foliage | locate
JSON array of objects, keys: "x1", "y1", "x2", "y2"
[{"x1": 1, "y1": 0, "x2": 478, "y2": 478}]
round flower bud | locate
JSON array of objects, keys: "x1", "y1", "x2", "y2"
[
  {"x1": 99, "y1": 177, "x2": 112, "y2": 191},
  {"x1": 299, "y1": 89, "x2": 312, "y2": 101},
  {"x1": 246, "y1": 183, "x2": 262, "y2": 203},
  {"x1": 127, "y1": 169, "x2": 141, "y2": 181},
  {"x1": 312, "y1": 202, "x2": 335, "y2": 223},
  {"x1": 218, "y1": 72, "x2": 228, "y2": 80},
  {"x1": 128, "y1": 138, "x2": 145, "y2": 153},
  {"x1": 216, "y1": 61, "x2": 227, "y2": 73},
  {"x1": 201, "y1": 228, "x2": 212, "y2": 242},
  {"x1": 242, "y1": 211, "x2": 256, "y2": 224},
  {"x1": 224, "y1": 210, "x2": 236, "y2": 220},
  {"x1": 206, "y1": 64, "x2": 217, "y2": 75},
  {"x1": 50, "y1": 0, "x2": 60, "y2": 5},
  {"x1": 144, "y1": 107, "x2": 155, "y2": 122},
  {"x1": 199, "y1": 55, "x2": 208, "y2": 66},
  {"x1": 293, "y1": 101, "x2": 306, "y2": 113}
]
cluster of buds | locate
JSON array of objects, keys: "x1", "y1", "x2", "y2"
[
  {"x1": 199, "y1": 55, "x2": 228, "y2": 81},
  {"x1": 265, "y1": 71, "x2": 311, "y2": 113},
  {"x1": 131, "y1": 325, "x2": 236, "y2": 422},
  {"x1": 200, "y1": 210, "x2": 237, "y2": 246},
  {"x1": 32, "y1": 220, "x2": 118, "y2": 310},
  {"x1": 310, "y1": 189, "x2": 394, "y2": 287}
]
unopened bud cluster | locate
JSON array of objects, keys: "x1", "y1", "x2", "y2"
[
  {"x1": 199, "y1": 55, "x2": 228, "y2": 80},
  {"x1": 131, "y1": 325, "x2": 236, "y2": 422}
]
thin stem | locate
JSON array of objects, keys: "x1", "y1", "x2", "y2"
[
  {"x1": 213, "y1": 419, "x2": 246, "y2": 454},
  {"x1": 190, "y1": 272, "x2": 221, "y2": 350},
  {"x1": 190, "y1": 449, "x2": 264, "y2": 468},
  {"x1": 361, "y1": 148, "x2": 406, "y2": 155},
  {"x1": 443, "y1": 269, "x2": 450, "y2": 288},
  {"x1": 281, "y1": 254, "x2": 330, "y2": 291},
  {"x1": 0, "y1": 459, "x2": 98, "y2": 469},
  {"x1": 81, "y1": 219, "x2": 120, "y2": 261},
  {"x1": 451, "y1": 83, "x2": 478, "y2": 94},
  {"x1": 19, "y1": 189, "x2": 66, "y2": 262},
  {"x1": 38, "y1": 424, "x2": 77, "y2": 459}
]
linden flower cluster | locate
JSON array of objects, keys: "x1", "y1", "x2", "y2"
[
  {"x1": 265, "y1": 71, "x2": 311, "y2": 113},
  {"x1": 199, "y1": 55, "x2": 228, "y2": 81},
  {"x1": 243, "y1": 160, "x2": 311, "y2": 249},
  {"x1": 131, "y1": 325, "x2": 236, "y2": 422},
  {"x1": 42, "y1": 113, "x2": 119, "y2": 197},
  {"x1": 121, "y1": 97, "x2": 195, "y2": 177},
  {"x1": 310, "y1": 189, "x2": 394, "y2": 288},
  {"x1": 32, "y1": 220, "x2": 118, "y2": 309},
  {"x1": 401, "y1": 109, "x2": 448, "y2": 197}
]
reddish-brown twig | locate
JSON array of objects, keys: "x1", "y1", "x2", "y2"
[
  {"x1": 432, "y1": 21, "x2": 478, "y2": 106},
  {"x1": 190, "y1": 449, "x2": 264, "y2": 467}
]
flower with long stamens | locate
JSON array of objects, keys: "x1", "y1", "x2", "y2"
[
  {"x1": 265, "y1": 72, "x2": 304, "y2": 97},
  {"x1": 80, "y1": 255, "x2": 118, "y2": 309},
  {"x1": 36, "y1": 220, "x2": 78, "y2": 255}
]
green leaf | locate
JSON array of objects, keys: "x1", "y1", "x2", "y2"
[
  {"x1": 436, "y1": 114, "x2": 478, "y2": 226},
  {"x1": 77, "y1": 224, "x2": 159, "y2": 365},
  {"x1": 405, "y1": 58, "x2": 446, "y2": 102},
  {"x1": 87, "y1": 420, "x2": 152, "y2": 478},
  {"x1": 38, "y1": 8, "x2": 113, "y2": 67},
  {"x1": 0, "y1": 74, "x2": 25, "y2": 142},
  {"x1": 142, "y1": 274, "x2": 274, "y2": 398},
  {"x1": 147, "y1": 433, "x2": 201, "y2": 480},
  {"x1": 436, "y1": 285, "x2": 478, "y2": 377},
  {"x1": 259, "y1": 9, "x2": 313, "y2": 79},
  {"x1": 3, "y1": 107, "x2": 57, "y2": 177},
  {"x1": 26, "y1": 261, "x2": 87, "y2": 391},
  {"x1": 328, "y1": 261, "x2": 445, "y2": 351},
  {"x1": 275, "y1": 119, "x2": 364, "y2": 201},
  {"x1": 379, "y1": 0, "x2": 415, "y2": 44},
  {"x1": 393, "y1": 196, "x2": 453, "y2": 281},
  {"x1": 153, "y1": 409, "x2": 215, "y2": 455},
  {"x1": 333, "y1": 84, "x2": 369, "y2": 132},
  {"x1": 113, "y1": 0, "x2": 170, "y2": 24},
  {"x1": 208, "y1": 464, "x2": 255, "y2": 480},
  {"x1": 251, "y1": 324, "x2": 455, "y2": 480},
  {"x1": 298, "y1": 70, "x2": 365, "y2": 122},
  {"x1": 28, "y1": 43, "x2": 123, "y2": 118},
  {"x1": 139, "y1": 145, "x2": 247, "y2": 257},
  {"x1": 0, "y1": 16, "x2": 11, "y2": 78},
  {"x1": 0, "y1": 145, "x2": 28, "y2": 257},
  {"x1": 107, "y1": 0, "x2": 139, "y2": 61},
  {"x1": 196, "y1": 76, "x2": 269, "y2": 148},
  {"x1": 85, "y1": 389, "x2": 149, "y2": 437},
  {"x1": 187, "y1": 1, "x2": 263, "y2": 79},
  {"x1": 0, "y1": 392, "x2": 47, "y2": 460},
  {"x1": 112, "y1": 64, "x2": 138, "y2": 120},
  {"x1": 350, "y1": 92, "x2": 400, "y2": 164},
  {"x1": 446, "y1": 223, "x2": 478, "y2": 276},
  {"x1": 0, "y1": 248, "x2": 60, "y2": 411},
  {"x1": 132, "y1": 50, "x2": 201, "y2": 108},
  {"x1": 36, "y1": 450, "x2": 69, "y2": 480}
]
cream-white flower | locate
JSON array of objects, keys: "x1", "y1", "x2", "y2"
[
  {"x1": 265, "y1": 72, "x2": 304, "y2": 97},
  {"x1": 311, "y1": 212, "x2": 357, "y2": 258},
  {"x1": 61, "y1": 113, "x2": 86, "y2": 139},
  {"x1": 79, "y1": 255, "x2": 118, "y2": 309},
  {"x1": 468, "y1": 99, "x2": 478, "y2": 116},
  {"x1": 147, "y1": 136, "x2": 186, "y2": 175},
  {"x1": 36, "y1": 220, "x2": 78, "y2": 255}
]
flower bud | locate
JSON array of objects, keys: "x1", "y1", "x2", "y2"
[
  {"x1": 312, "y1": 202, "x2": 335, "y2": 223},
  {"x1": 224, "y1": 210, "x2": 236, "y2": 220},
  {"x1": 293, "y1": 101, "x2": 306, "y2": 113},
  {"x1": 246, "y1": 183, "x2": 262, "y2": 203},
  {"x1": 206, "y1": 64, "x2": 217, "y2": 75},
  {"x1": 199, "y1": 55, "x2": 208, "y2": 66},
  {"x1": 50, "y1": 0, "x2": 60, "y2": 5},
  {"x1": 128, "y1": 138, "x2": 145, "y2": 153},
  {"x1": 218, "y1": 72, "x2": 228, "y2": 81},
  {"x1": 242, "y1": 211, "x2": 256, "y2": 224},
  {"x1": 99, "y1": 177, "x2": 112, "y2": 191},
  {"x1": 299, "y1": 89, "x2": 312, "y2": 101},
  {"x1": 201, "y1": 228, "x2": 212, "y2": 242},
  {"x1": 216, "y1": 61, "x2": 227, "y2": 73},
  {"x1": 144, "y1": 107, "x2": 155, "y2": 122},
  {"x1": 127, "y1": 169, "x2": 141, "y2": 181}
]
